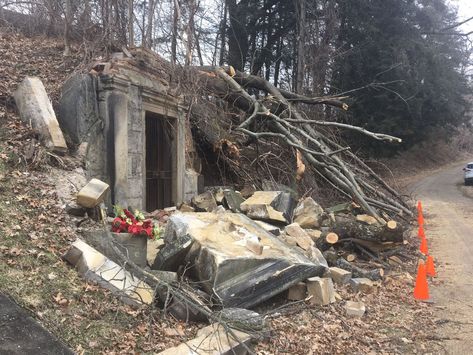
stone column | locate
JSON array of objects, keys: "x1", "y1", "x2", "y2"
[{"x1": 109, "y1": 92, "x2": 129, "y2": 207}]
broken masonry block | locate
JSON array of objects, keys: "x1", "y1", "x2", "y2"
[
  {"x1": 345, "y1": 301, "x2": 366, "y2": 317},
  {"x1": 76, "y1": 178, "x2": 110, "y2": 208},
  {"x1": 284, "y1": 223, "x2": 314, "y2": 251},
  {"x1": 306, "y1": 276, "x2": 336, "y2": 306},
  {"x1": 63, "y1": 239, "x2": 153, "y2": 307},
  {"x1": 14, "y1": 77, "x2": 68, "y2": 154},
  {"x1": 349, "y1": 278, "x2": 376, "y2": 294},
  {"x1": 293, "y1": 197, "x2": 324, "y2": 229},
  {"x1": 329, "y1": 267, "x2": 352, "y2": 285},
  {"x1": 240, "y1": 191, "x2": 295, "y2": 224},
  {"x1": 191, "y1": 191, "x2": 218, "y2": 212}
]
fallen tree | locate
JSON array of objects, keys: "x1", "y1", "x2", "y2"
[{"x1": 188, "y1": 66, "x2": 412, "y2": 221}]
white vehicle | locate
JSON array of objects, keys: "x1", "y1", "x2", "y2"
[{"x1": 463, "y1": 162, "x2": 473, "y2": 185}]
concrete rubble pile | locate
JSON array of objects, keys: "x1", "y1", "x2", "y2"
[{"x1": 62, "y1": 181, "x2": 402, "y2": 353}]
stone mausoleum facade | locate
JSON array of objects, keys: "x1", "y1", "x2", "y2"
[{"x1": 58, "y1": 49, "x2": 199, "y2": 211}]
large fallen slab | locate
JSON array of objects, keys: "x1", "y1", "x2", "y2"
[
  {"x1": 63, "y1": 239, "x2": 153, "y2": 307},
  {"x1": 14, "y1": 77, "x2": 67, "y2": 153},
  {"x1": 153, "y1": 212, "x2": 327, "y2": 308}
]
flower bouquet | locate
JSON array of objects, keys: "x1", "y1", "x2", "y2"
[
  {"x1": 111, "y1": 205, "x2": 161, "y2": 240},
  {"x1": 110, "y1": 206, "x2": 161, "y2": 267}
]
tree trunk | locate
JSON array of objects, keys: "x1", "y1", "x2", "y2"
[
  {"x1": 63, "y1": 0, "x2": 72, "y2": 56},
  {"x1": 295, "y1": 0, "x2": 305, "y2": 94},
  {"x1": 128, "y1": 0, "x2": 134, "y2": 46},
  {"x1": 329, "y1": 214, "x2": 403, "y2": 243},
  {"x1": 171, "y1": 0, "x2": 180, "y2": 64},
  {"x1": 336, "y1": 258, "x2": 384, "y2": 281}
]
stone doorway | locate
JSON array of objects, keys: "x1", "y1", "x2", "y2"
[{"x1": 145, "y1": 111, "x2": 174, "y2": 211}]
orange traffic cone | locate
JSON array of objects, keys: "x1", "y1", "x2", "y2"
[
  {"x1": 420, "y1": 236, "x2": 428, "y2": 255},
  {"x1": 414, "y1": 260, "x2": 429, "y2": 300},
  {"x1": 418, "y1": 211, "x2": 424, "y2": 226},
  {"x1": 417, "y1": 225, "x2": 425, "y2": 239},
  {"x1": 426, "y1": 255, "x2": 436, "y2": 277},
  {"x1": 417, "y1": 201, "x2": 423, "y2": 214}
]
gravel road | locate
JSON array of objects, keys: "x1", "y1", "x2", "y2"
[{"x1": 411, "y1": 159, "x2": 473, "y2": 354}]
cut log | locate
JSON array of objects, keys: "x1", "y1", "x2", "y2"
[
  {"x1": 315, "y1": 232, "x2": 339, "y2": 251},
  {"x1": 335, "y1": 258, "x2": 384, "y2": 281},
  {"x1": 345, "y1": 253, "x2": 356, "y2": 262},
  {"x1": 329, "y1": 214, "x2": 403, "y2": 243}
]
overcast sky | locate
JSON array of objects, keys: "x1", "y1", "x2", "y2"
[{"x1": 451, "y1": 0, "x2": 473, "y2": 32}]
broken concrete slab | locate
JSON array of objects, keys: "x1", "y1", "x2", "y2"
[
  {"x1": 63, "y1": 239, "x2": 153, "y2": 307},
  {"x1": 76, "y1": 178, "x2": 110, "y2": 208},
  {"x1": 350, "y1": 278, "x2": 376, "y2": 294},
  {"x1": 154, "y1": 212, "x2": 326, "y2": 308},
  {"x1": 192, "y1": 191, "x2": 218, "y2": 212},
  {"x1": 306, "y1": 277, "x2": 336, "y2": 306},
  {"x1": 284, "y1": 223, "x2": 314, "y2": 251},
  {"x1": 240, "y1": 191, "x2": 295, "y2": 224},
  {"x1": 329, "y1": 267, "x2": 352, "y2": 285},
  {"x1": 287, "y1": 282, "x2": 307, "y2": 301},
  {"x1": 293, "y1": 197, "x2": 324, "y2": 229},
  {"x1": 345, "y1": 301, "x2": 366, "y2": 317},
  {"x1": 14, "y1": 77, "x2": 67, "y2": 153},
  {"x1": 158, "y1": 323, "x2": 253, "y2": 355},
  {"x1": 223, "y1": 189, "x2": 245, "y2": 212}
]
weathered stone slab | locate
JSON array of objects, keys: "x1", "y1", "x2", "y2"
[
  {"x1": 63, "y1": 239, "x2": 153, "y2": 307},
  {"x1": 192, "y1": 191, "x2": 218, "y2": 212},
  {"x1": 345, "y1": 301, "x2": 366, "y2": 317},
  {"x1": 329, "y1": 267, "x2": 352, "y2": 285},
  {"x1": 76, "y1": 178, "x2": 110, "y2": 208},
  {"x1": 293, "y1": 197, "x2": 324, "y2": 228},
  {"x1": 158, "y1": 323, "x2": 253, "y2": 355},
  {"x1": 284, "y1": 223, "x2": 314, "y2": 251},
  {"x1": 14, "y1": 77, "x2": 68, "y2": 153},
  {"x1": 306, "y1": 277, "x2": 335, "y2": 306},
  {"x1": 154, "y1": 212, "x2": 327, "y2": 308},
  {"x1": 240, "y1": 191, "x2": 295, "y2": 224},
  {"x1": 58, "y1": 73, "x2": 99, "y2": 145}
]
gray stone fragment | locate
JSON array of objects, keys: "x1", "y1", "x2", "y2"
[
  {"x1": 345, "y1": 301, "x2": 366, "y2": 317},
  {"x1": 240, "y1": 191, "x2": 295, "y2": 224},
  {"x1": 14, "y1": 77, "x2": 67, "y2": 153},
  {"x1": 192, "y1": 191, "x2": 218, "y2": 212},
  {"x1": 293, "y1": 197, "x2": 324, "y2": 229},
  {"x1": 160, "y1": 212, "x2": 326, "y2": 308},
  {"x1": 151, "y1": 217, "x2": 195, "y2": 271},
  {"x1": 216, "y1": 308, "x2": 266, "y2": 332},
  {"x1": 58, "y1": 74, "x2": 99, "y2": 146},
  {"x1": 223, "y1": 189, "x2": 245, "y2": 212}
]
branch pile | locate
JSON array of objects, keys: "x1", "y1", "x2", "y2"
[{"x1": 189, "y1": 66, "x2": 412, "y2": 220}]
